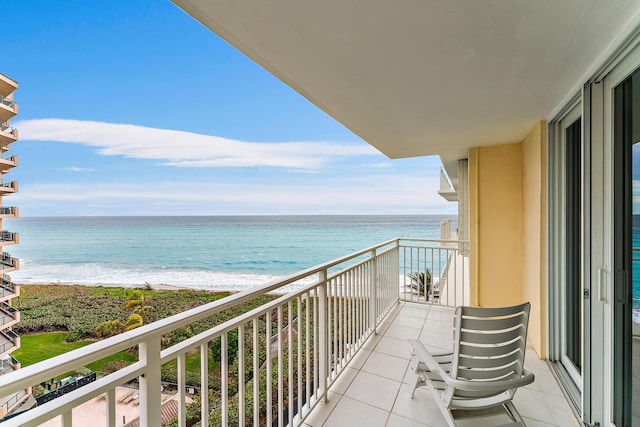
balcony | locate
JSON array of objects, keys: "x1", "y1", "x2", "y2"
[
  {"x1": 0, "y1": 207, "x2": 19, "y2": 219},
  {"x1": 0, "y1": 75, "x2": 17, "y2": 99},
  {"x1": 437, "y1": 167, "x2": 457, "y2": 202},
  {"x1": 0, "y1": 123, "x2": 17, "y2": 146},
  {"x1": 0, "y1": 97, "x2": 17, "y2": 124},
  {"x1": 0, "y1": 275, "x2": 18, "y2": 302},
  {"x1": 0, "y1": 253, "x2": 18, "y2": 274},
  {"x1": 0, "y1": 302, "x2": 18, "y2": 329},
  {"x1": 0, "y1": 355, "x2": 19, "y2": 377},
  {"x1": 0, "y1": 231, "x2": 18, "y2": 247},
  {"x1": 0, "y1": 180, "x2": 17, "y2": 195},
  {"x1": 0, "y1": 329, "x2": 18, "y2": 358},
  {"x1": 0, "y1": 153, "x2": 18, "y2": 173},
  {"x1": 0, "y1": 239, "x2": 577, "y2": 426}
]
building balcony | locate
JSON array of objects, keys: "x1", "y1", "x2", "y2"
[
  {"x1": 0, "y1": 231, "x2": 18, "y2": 247},
  {"x1": 0, "y1": 75, "x2": 17, "y2": 99},
  {"x1": 0, "y1": 355, "x2": 19, "y2": 377},
  {"x1": 0, "y1": 180, "x2": 17, "y2": 195},
  {"x1": 0, "y1": 275, "x2": 18, "y2": 303},
  {"x1": 0, "y1": 303, "x2": 18, "y2": 329},
  {"x1": 0, "y1": 207, "x2": 19, "y2": 219},
  {"x1": 0, "y1": 98, "x2": 17, "y2": 124},
  {"x1": 0, "y1": 153, "x2": 18, "y2": 173},
  {"x1": 0, "y1": 329, "x2": 18, "y2": 359},
  {"x1": 0, "y1": 123, "x2": 17, "y2": 146},
  {"x1": 0, "y1": 239, "x2": 578, "y2": 426},
  {"x1": 437, "y1": 167, "x2": 457, "y2": 202},
  {"x1": 0, "y1": 253, "x2": 18, "y2": 274}
]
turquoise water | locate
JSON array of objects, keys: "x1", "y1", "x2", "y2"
[{"x1": 5, "y1": 215, "x2": 450, "y2": 291}]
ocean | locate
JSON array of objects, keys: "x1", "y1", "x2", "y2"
[{"x1": 4, "y1": 215, "x2": 451, "y2": 291}]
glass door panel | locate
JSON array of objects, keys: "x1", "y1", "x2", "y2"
[{"x1": 613, "y1": 68, "x2": 640, "y2": 427}]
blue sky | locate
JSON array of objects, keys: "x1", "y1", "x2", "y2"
[{"x1": 4, "y1": 0, "x2": 455, "y2": 216}]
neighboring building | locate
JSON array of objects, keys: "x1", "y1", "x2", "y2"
[
  {"x1": 169, "y1": 3, "x2": 640, "y2": 426},
  {"x1": 0, "y1": 73, "x2": 28, "y2": 419}
]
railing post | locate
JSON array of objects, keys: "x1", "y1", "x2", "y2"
[
  {"x1": 318, "y1": 269, "x2": 328, "y2": 404},
  {"x1": 61, "y1": 410, "x2": 72, "y2": 427},
  {"x1": 139, "y1": 334, "x2": 162, "y2": 427},
  {"x1": 370, "y1": 249, "x2": 377, "y2": 333},
  {"x1": 394, "y1": 240, "x2": 400, "y2": 302},
  {"x1": 106, "y1": 388, "x2": 116, "y2": 427}
]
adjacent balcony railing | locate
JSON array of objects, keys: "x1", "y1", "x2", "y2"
[
  {"x1": 0, "y1": 123, "x2": 16, "y2": 144},
  {"x1": 0, "y1": 329, "x2": 18, "y2": 356},
  {"x1": 0, "y1": 355, "x2": 19, "y2": 377},
  {"x1": 0, "y1": 97, "x2": 17, "y2": 123},
  {"x1": 0, "y1": 153, "x2": 18, "y2": 172},
  {"x1": 0, "y1": 231, "x2": 18, "y2": 246},
  {"x1": 437, "y1": 166, "x2": 457, "y2": 202},
  {"x1": 0, "y1": 275, "x2": 17, "y2": 301},
  {"x1": 0, "y1": 180, "x2": 17, "y2": 194},
  {"x1": 0, "y1": 302, "x2": 18, "y2": 327},
  {"x1": 0, "y1": 238, "x2": 468, "y2": 427},
  {"x1": 0, "y1": 253, "x2": 17, "y2": 272},
  {"x1": 0, "y1": 207, "x2": 18, "y2": 218}
]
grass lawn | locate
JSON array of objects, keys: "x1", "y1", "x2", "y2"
[{"x1": 13, "y1": 332, "x2": 137, "y2": 373}]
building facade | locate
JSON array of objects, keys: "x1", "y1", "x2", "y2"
[{"x1": 0, "y1": 73, "x2": 26, "y2": 418}]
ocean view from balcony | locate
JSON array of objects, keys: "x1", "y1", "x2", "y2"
[{"x1": 5, "y1": 215, "x2": 451, "y2": 292}]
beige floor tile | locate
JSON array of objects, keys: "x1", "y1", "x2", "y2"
[
  {"x1": 385, "y1": 324, "x2": 422, "y2": 341},
  {"x1": 393, "y1": 314, "x2": 427, "y2": 329},
  {"x1": 302, "y1": 391, "x2": 341, "y2": 427},
  {"x1": 362, "y1": 351, "x2": 410, "y2": 381},
  {"x1": 374, "y1": 336, "x2": 413, "y2": 359},
  {"x1": 344, "y1": 370, "x2": 401, "y2": 411},
  {"x1": 322, "y1": 395, "x2": 389, "y2": 427},
  {"x1": 418, "y1": 330, "x2": 452, "y2": 351},
  {"x1": 386, "y1": 413, "x2": 430, "y2": 426},
  {"x1": 347, "y1": 348, "x2": 371, "y2": 369},
  {"x1": 391, "y1": 383, "x2": 448, "y2": 427},
  {"x1": 328, "y1": 366, "x2": 358, "y2": 395},
  {"x1": 512, "y1": 387, "x2": 580, "y2": 427}
]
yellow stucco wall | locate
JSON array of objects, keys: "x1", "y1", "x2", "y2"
[
  {"x1": 521, "y1": 121, "x2": 547, "y2": 358},
  {"x1": 469, "y1": 121, "x2": 547, "y2": 358},
  {"x1": 469, "y1": 143, "x2": 524, "y2": 307}
]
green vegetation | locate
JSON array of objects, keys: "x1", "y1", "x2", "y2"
[
  {"x1": 12, "y1": 332, "x2": 137, "y2": 374},
  {"x1": 14, "y1": 284, "x2": 312, "y2": 427},
  {"x1": 14, "y1": 284, "x2": 241, "y2": 341}
]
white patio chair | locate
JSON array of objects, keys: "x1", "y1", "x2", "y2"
[{"x1": 408, "y1": 302, "x2": 534, "y2": 427}]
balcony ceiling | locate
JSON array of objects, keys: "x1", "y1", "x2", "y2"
[
  {"x1": 172, "y1": 0, "x2": 640, "y2": 186},
  {"x1": 0, "y1": 74, "x2": 17, "y2": 99}
]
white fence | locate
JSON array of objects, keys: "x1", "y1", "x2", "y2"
[{"x1": 0, "y1": 238, "x2": 467, "y2": 427}]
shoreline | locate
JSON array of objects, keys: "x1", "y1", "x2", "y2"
[{"x1": 17, "y1": 281, "x2": 192, "y2": 292}]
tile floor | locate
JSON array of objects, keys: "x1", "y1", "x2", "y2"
[{"x1": 302, "y1": 302, "x2": 581, "y2": 427}]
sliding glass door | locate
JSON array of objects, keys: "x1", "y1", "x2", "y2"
[{"x1": 613, "y1": 67, "x2": 640, "y2": 427}]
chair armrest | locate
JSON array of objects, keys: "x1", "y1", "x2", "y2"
[
  {"x1": 446, "y1": 369, "x2": 535, "y2": 392},
  {"x1": 408, "y1": 339, "x2": 450, "y2": 378}
]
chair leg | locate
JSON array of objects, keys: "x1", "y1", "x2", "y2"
[
  {"x1": 411, "y1": 376, "x2": 425, "y2": 398},
  {"x1": 503, "y1": 401, "x2": 526, "y2": 425}
]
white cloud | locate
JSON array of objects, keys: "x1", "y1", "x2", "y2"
[
  {"x1": 16, "y1": 119, "x2": 379, "y2": 169},
  {"x1": 63, "y1": 167, "x2": 95, "y2": 172},
  {"x1": 12, "y1": 173, "x2": 456, "y2": 216}
]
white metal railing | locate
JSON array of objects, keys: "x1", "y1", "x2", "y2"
[
  {"x1": 0, "y1": 238, "x2": 464, "y2": 426},
  {"x1": 400, "y1": 238, "x2": 470, "y2": 307}
]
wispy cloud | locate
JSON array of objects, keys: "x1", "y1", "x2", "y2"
[
  {"x1": 16, "y1": 119, "x2": 379, "y2": 170},
  {"x1": 12, "y1": 173, "x2": 455, "y2": 216},
  {"x1": 63, "y1": 167, "x2": 95, "y2": 172}
]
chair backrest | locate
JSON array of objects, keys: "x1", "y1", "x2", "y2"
[{"x1": 449, "y1": 302, "x2": 530, "y2": 399}]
